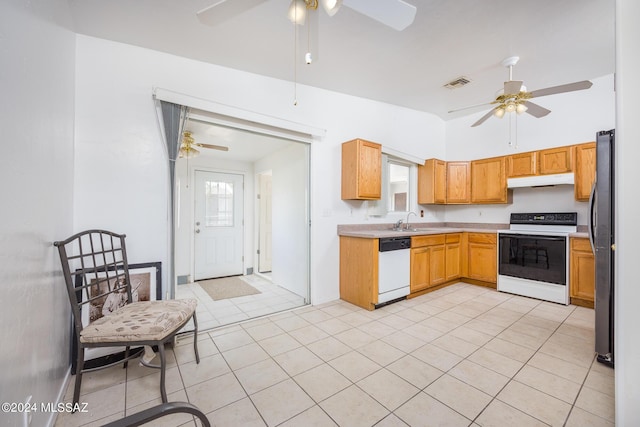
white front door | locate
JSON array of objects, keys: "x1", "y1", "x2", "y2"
[{"x1": 194, "y1": 170, "x2": 244, "y2": 280}]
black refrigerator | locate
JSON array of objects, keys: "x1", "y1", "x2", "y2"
[{"x1": 589, "y1": 129, "x2": 615, "y2": 367}]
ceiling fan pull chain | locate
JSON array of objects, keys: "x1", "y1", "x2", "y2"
[{"x1": 293, "y1": 12, "x2": 298, "y2": 106}]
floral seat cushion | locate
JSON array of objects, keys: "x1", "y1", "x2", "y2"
[{"x1": 80, "y1": 299, "x2": 197, "y2": 344}]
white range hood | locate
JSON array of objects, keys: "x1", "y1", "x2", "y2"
[{"x1": 507, "y1": 173, "x2": 575, "y2": 188}]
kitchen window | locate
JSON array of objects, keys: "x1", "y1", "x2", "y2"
[
  {"x1": 388, "y1": 160, "x2": 410, "y2": 212},
  {"x1": 369, "y1": 154, "x2": 416, "y2": 216}
]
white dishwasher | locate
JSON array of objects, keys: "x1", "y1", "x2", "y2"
[{"x1": 377, "y1": 236, "x2": 411, "y2": 306}]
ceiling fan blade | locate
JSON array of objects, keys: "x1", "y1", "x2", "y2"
[
  {"x1": 504, "y1": 80, "x2": 524, "y2": 95},
  {"x1": 196, "y1": 0, "x2": 267, "y2": 26},
  {"x1": 342, "y1": 0, "x2": 417, "y2": 31},
  {"x1": 448, "y1": 101, "x2": 494, "y2": 114},
  {"x1": 471, "y1": 107, "x2": 499, "y2": 127},
  {"x1": 523, "y1": 101, "x2": 551, "y2": 118},
  {"x1": 529, "y1": 80, "x2": 593, "y2": 98},
  {"x1": 196, "y1": 143, "x2": 229, "y2": 151}
]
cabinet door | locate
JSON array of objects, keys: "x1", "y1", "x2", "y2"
[
  {"x1": 507, "y1": 151, "x2": 537, "y2": 177},
  {"x1": 570, "y1": 238, "x2": 595, "y2": 302},
  {"x1": 410, "y1": 246, "x2": 430, "y2": 293},
  {"x1": 341, "y1": 139, "x2": 381, "y2": 200},
  {"x1": 446, "y1": 162, "x2": 471, "y2": 204},
  {"x1": 430, "y1": 244, "x2": 446, "y2": 286},
  {"x1": 471, "y1": 157, "x2": 507, "y2": 204},
  {"x1": 418, "y1": 159, "x2": 446, "y2": 204},
  {"x1": 445, "y1": 234, "x2": 461, "y2": 281},
  {"x1": 467, "y1": 233, "x2": 497, "y2": 283},
  {"x1": 574, "y1": 142, "x2": 596, "y2": 201},
  {"x1": 539, "y1": 146, "x2": 574, "y2": 174}
]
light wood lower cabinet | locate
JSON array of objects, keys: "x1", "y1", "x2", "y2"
[
  {"x1": 339, "y1": 236, "x2": 378, "y2": 310},
  {"x1": 465, "y1": 233, "x2": 497, "y2": 283},
  {"x1": 410, "y1": 235, "x2": 446, "y2": 293},
  {"x1": 410, "y1": 234, "x2": 461, "y2": 294},
  {"x1": 570, "y1": 237, "x2": 595, "y2": 307},
  {"x1": 445, "y1": 234, "x2": 461, "y2": 281}
]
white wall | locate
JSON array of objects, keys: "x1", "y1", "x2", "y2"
[
  {"x1": 73, "y1": 35, "x2": 445, "y2": 305},
  {"x1": 174, "y1": 156, "x2": 255, "y2": 284},
  {"x1": 615, "y1": 0, "x2": 640, "y2": 423},
  {"x1": 255, "y1": 143, "x2": 309, "y2": 299},
  {"x1": 442, "y1": 74, "x2": 615, "y2": 225},
  {"x1": 0, "y1": 1, "x2": 75, "y2": 426}
]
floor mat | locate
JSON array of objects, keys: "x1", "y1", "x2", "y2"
[{"x1": 197, "y1": 276, "x2": 261, "y2": 301}]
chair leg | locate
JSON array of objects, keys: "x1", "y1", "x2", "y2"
[
  {"x1": 123, "y1": 346, "x2": 130, "y2": 369},
  {"x1": 158, "y1": 343, "x2": 168, "y2": 403},
  {"x1": 73, "y1": 345, "x2": 85, "y2": 407},
  {"x1": 192, "y1": 312, "x2": 200, "y2": 364}
]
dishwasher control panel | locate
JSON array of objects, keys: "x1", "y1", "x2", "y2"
[{"x1": 379, "y1": 237, "x2": 412, "y2": 252}]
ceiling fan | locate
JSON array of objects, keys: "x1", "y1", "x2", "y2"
[
  {"x1": 196, "y1": 0, "x2": 417, "y2": 32},
  {"x1": 451, "y1": 56, "x2": 593, "y2": 127},
  {"x1": 179, "y1": 131, "x2": 228, "y2": 159}
]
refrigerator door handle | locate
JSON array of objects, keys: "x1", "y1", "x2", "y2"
[{"x1": 588, "y1": 179, "x2": 597, "y2": 254}]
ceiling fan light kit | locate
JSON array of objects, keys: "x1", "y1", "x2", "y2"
[
  {"x1": 179, "y1": 130, "x2": 229, "y2": 159},
  {"x1": 288, "y1": 0, "x2": 343, "y2": 24}
]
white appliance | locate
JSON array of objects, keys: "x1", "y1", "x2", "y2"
[
  {"x1": 497, "y1": 212, "x2": 577, "y2": 304},
  {"x1": 378, "y1": 236, "x2": 411, "y2": 305}
]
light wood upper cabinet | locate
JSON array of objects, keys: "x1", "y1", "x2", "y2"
[
  {"x1": 418, "y1": 159, "x2": 446, "y2": 204},
  {"x1": 570, "y1": 237, "x2": 595, "y2": 307},
  {"x1": 507, "y1": 151, "x2": 537, "y2": 177},
  {"x1": 574, "y1": 142, "x2": 596, "y2": 201},
  {"x1": 465, "y1": 233, "x2": 497, "y2": 283},
  {"x1": 341, "y1": 139, "x2": 382, "y2": 200},
  {"x1": 538, "y1": 146, "x2": 574, "y2": 175},
  {"x1": 446, "y1": 161, "x2": 471, "y2": 204},
  {"x1": 471, "y1": 157, "x2": 508, "y2": 204}
]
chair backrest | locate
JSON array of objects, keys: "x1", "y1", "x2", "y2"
[{"x1": 54, "y1": 230, "x2": 133, "y2": 334}]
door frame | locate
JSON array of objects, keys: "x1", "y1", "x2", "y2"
[
  {"x1": 256, "y1": 170, "x2": 273, "y2": 275},
  {"x1": 155, "y1": 88, "x2": 323, "y2": 302},
  {"x1": 189, "y1": 165, "x2": 247, "y2": 282}
]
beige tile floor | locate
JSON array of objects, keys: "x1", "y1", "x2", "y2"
[
  {"x1": 175, "y1": 274, "x2": 307, "y2": 331},
  {"x1": 55, "y1": 283, "x2": 615, "y2": 427}
]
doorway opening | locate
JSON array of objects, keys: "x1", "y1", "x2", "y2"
[{"x1": 173, "y1": 109, "x2": 310, "y2": 331}]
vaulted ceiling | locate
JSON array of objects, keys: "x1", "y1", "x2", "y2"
[{"x1": 68, "y1": 0, "x2": 615, "y2": 121}]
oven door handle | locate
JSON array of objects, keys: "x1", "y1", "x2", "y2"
[{"x1": 500, "y1": 235, "x2": 566, "y2": 242}]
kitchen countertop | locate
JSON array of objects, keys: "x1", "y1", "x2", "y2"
[
  {"x1": 570, "y1": 232, "x2": 589, "y2": 238},
  {"x1": 338, "y1": 222, "x2": 507, "y2": 239}
]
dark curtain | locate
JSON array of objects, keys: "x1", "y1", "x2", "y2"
[{"x1": 160, "y1": 101, "x2": 188, "y2": 298}]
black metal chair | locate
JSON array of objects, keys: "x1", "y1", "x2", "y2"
[
  {"x1": 54, "y1": 230, "x2": 200, "y2": 407},
  {"x1": 101, "y1": 402, "x2": 210, "y2": 427}
]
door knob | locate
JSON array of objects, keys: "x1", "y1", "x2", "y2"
[
  {"x1": 196, "y1": 221, "x2": 201, "y2": 226},
  {"x1": 195, "y1": 229, "x2": 200, "y2": 234}
]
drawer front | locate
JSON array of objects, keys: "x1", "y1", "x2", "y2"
[
  {"x1": 468, "y1": 232, "x2": 497, "y2": 245},
  {"x1": 412, "y1": 234, "x2": 445, "y2": 248},
  {"x1": 445, "y1": 233, "x2": 461, "y2": 243},
  {"x1": 571, "y1": 237, "x2": 593, "y2": 252}
]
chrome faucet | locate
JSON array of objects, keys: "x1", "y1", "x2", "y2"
[
  {"x1": 394, "y1": 219, "x2": 403, "y2": 231},
  {"x1": 405, "y1": 212, "x2": 417, "y2": 230}
]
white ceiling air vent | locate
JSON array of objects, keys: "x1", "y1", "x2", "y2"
[{"x1": 444, "y1": 76, "x2": 471, "y2": 89}]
